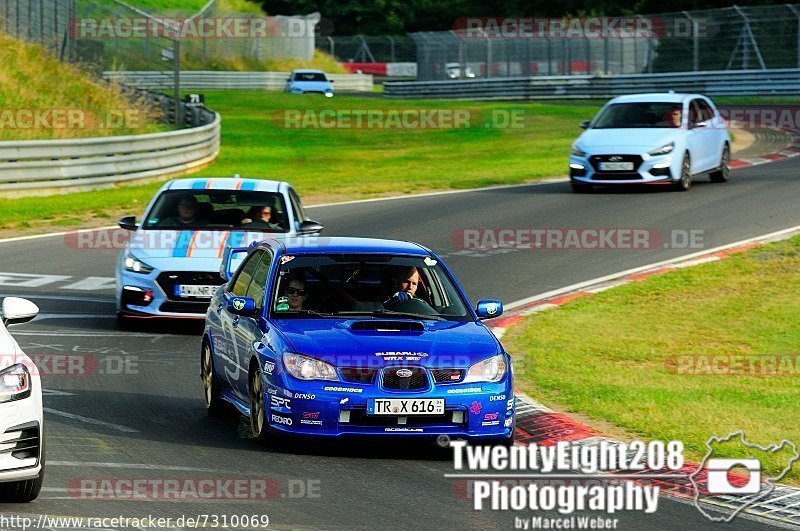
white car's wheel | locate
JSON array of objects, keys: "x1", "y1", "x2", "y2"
[
  {"x1": 709, "y1": 144, "x2": 730, "y2": 183},
  {"x1": 674, "y1": 154, "x2": 692, "y2": 192}
]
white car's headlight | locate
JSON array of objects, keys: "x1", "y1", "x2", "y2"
[
  {"x1": 123, "y1": 252, "x2": 154, "y2": 274},
  {"x1": 0, "y1": 364, "x2": 31, "y2": 403},
  {"x1": 463, "y1": 354, "x2": 508, "y2": 383},
  {"x1": 648, "y1": 142, "x2": 674, "y2": 156},
  {"x1": 571, "y1": 144, "x2": 587, "y2": 157},
  {"x1": 282, "y1": 353, "x2": 338, "y2": 381}
]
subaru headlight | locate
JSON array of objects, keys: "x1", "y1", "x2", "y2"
[
  {"x1": 571, "y1": 144, "x2": 587, "y2": 157},
  {"x1": 463, "y1": 354, "x2": 507, "y2": 383},
  {"x1": 0, "y1": 364, "x2": 31, "y2": 403},
  {"x1": 648, "y1": 142, "x2": 674, "y2": 156},
  {"x1": 282, "y1": 353, "x2": 338, "y2": 381},
  {"x1": 123, "y1": 252, "x2": 153, "y2": 274}
]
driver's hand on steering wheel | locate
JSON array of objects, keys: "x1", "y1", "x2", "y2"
[{"x1": 384, "y1": 291, "x2": 411, "y2": 306}]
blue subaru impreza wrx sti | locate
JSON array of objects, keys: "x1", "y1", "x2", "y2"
[{"x1": 202, "y1": 237, "x2": 514, "y2": 445}]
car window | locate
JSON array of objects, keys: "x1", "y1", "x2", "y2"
[
  {"x1": 689, "y1": 100, "x2": 704, "y2": 128},
  {"x1": 245, "y1": 250, "x2": 273, "y2": 311},
  {"x1": 593, "y1": 103, "x2": 687, "y2": 129},
  {"x1": 294, "y1": 72, "x2": 327, "y2": 82},
  {"x1": 142, "y1": 190, "x2": 289, "y2": 232},
  {"x1": 270, "y1": 255, "x2": 471, "y2": 321},
  {"x1": 696, "y1": 99, "x2": 714, "y2": 122},
  {"x1": 230, "y1": 250, "x2": 265, "y2": 296},
  {"x1": 288, "y1": 188, "x2": 307, "y2": 228}
]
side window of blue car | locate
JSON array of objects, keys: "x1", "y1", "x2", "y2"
[
  {"x1": 230, "y1": 250, "x2": 265, "y2": 296},
  {"x1": 245, "y1": 251, "x2": 273, "y2": 312}
]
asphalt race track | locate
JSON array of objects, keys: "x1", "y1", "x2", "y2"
[{"x1": 1, "y1": 158, "x2": 798, "y2": 529}]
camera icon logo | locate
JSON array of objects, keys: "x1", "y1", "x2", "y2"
[{"x1": 706, "y1": 458, "x2": 761, "y2": 494}]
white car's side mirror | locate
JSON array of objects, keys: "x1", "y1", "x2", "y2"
[{"x1": 2, "y1": 297, "x2": 39, "y2": 326}]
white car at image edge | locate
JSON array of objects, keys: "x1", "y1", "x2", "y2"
[
  {"x1": 0, "y1": 297, "x2": 44, "y2": 502},
  {"x1": 569, "y1": 93, "x2": 731, "y2": 192}
]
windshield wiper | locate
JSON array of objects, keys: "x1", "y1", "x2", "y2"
[
  {"x1": 278, "y1": 309, "x2": 339, "y2": 318},
  {"x1": 337, "y1": 310, "x2": 445, "y2": 321}
]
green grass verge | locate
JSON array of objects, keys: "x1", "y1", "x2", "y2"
[
  {"x1": 0, "y1": 33, "x2": 163, "y2": 140},
  {"x1": 0, "y1": 92, "x2": 597, "y2": 233},
  {"x1": 504, "y1": 236, "x2": 800, "y2": 485}
]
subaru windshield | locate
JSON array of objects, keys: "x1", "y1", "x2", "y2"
[{"x1": 271, "y1": 255, "x2": 471, "y2": 321}]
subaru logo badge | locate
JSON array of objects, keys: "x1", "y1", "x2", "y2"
[
  {"x1": 233, "y1": 298, "x2": 245, "y2": 311},
  {"x1": 396, "y1": 368, "x2": 412, "y2": 378},
  {"x1": 486, "y1": 302, "x2": 498, "y2": 315}
]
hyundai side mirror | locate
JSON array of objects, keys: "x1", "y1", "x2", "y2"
[
  {"x1": 118, "y1": 215, "x2": 138, "y2": 231},
  {"x1": 298, "y1": 220, "x2": 324, "y2": 235},
  {"x1": 579, "y1": 120, "x2": 591, "y2": 129}
]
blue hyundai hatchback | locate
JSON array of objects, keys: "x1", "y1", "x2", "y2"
[
  {"x1": 285, "y1": 69, "x2": 334, "y2": 97},
  {"x1": 202, "y1": 237, "x2": 514, "y2": 445}
]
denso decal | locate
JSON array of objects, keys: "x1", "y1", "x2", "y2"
[
  {"x1": 271, "y1": 414, "x2": 292, "y2": 426},
  {"x1": 270, "y1": 395, "x2": 291, "y2": 409},
  {"x1": 323, "y1": 386, "x2": 363, "y2": 393},
  {"x1": 446, "y1": 387, "x2": 482, "y2": 394},
  {"x1": 294, "y1": 393, "x2": 316, "y2": 400},
  {"x1": 263, "y1": 361, "x2": 276, "y2": 376},
  {"x1": 489, "y1": 394, "x2": 507, "y2": 401}
]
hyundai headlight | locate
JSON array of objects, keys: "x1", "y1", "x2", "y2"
[
  {"x1": 571, "y1": 144, "x2": 587, "y2": 157},
  {"x1": 648, "y1": 142, "x2": 674, "y2": 156},
  {"x1": 123, "y1": 252, "x2": 154, "y2": 274},
  {"x1": 282, "y1": 353, "x2": 338, "y2": 381},
  {"x1": 463, "y1": 354, "x2": 508, "y2": 383},
  {"x1": 0, "y1": 364, "x2": 31, "y2": 403}
]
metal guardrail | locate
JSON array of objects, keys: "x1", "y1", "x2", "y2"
[
  {"x1": 0, "y1": 97, "x2": 220, "y2": 196},
  {"x1": 384, "y1": 69, "x2": 800, "y2": 99},
  {"x1": 104, "y1": 71, "x2": 374, "y2": 92}
]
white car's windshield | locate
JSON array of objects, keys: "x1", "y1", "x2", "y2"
[
  {"x1": 142, "y1": 190, "x2": 290, "y2": 231},
  {"x1": 593, "y1": 102, "x2": 684, "y2": 129},
  {"x1": 271, "y1": 255, "x2": 471, "y2": 321}
]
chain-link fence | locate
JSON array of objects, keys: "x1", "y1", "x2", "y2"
[
  {"x1": 318, "y1": 35, "x2": 416, "y2": 63},
  {"x1": 0, "y1": 0, "x2": 74, "y2": 60},
  {"x1": 412, "y1": 5, "x2": 800, "y2": 81}
]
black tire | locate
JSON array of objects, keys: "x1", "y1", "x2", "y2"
[
  {"x1": 249, "y1": 366, "x2": 270, "y2": 444},
  {"x1": 0, "y1": 439, "x2": 44, "y2": 502},
  {"x1": 571, "y1": 182, "x2": 592, "y2": 193},
  {"x1": 674, "y1": 153, "x2": 692, "y2": 191},
  {"x1": 201, "y1": 341, "x2": 228, "y2": 418},
  {"x1": 709, "y1": 144, "x2": 730, "y2": 183}
]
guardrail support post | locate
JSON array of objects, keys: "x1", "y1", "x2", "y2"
[
  {"x1": 682, "y1": 11, "x2": 699, "y2": 71},
  {"x1": 485, "y1": 35, "x2": 492, "y2": 78},
  {"x1": 787, "y1": 4, "x2": 800, "y2": 68},
  {"x1": 173, "y1": 39, "x2": 182, "y2": 127}
]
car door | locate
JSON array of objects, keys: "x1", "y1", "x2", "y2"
[
  {"x1": 687, "y1": 99, "x2": 715, "y2": 173},
  {"x1": 218, "y1": 249, "x2": 265, "y2": 401},
  {"x1": 701, "y1": 97, "x2": 727, "y2": 166},
  {"x1": 231, "y1": 249, "x2": 274, "y2": 396}
]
